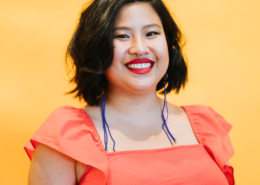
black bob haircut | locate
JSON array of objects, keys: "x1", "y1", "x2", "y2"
[{"x1": 66, "y1": 0, "x2": 188, "y2": 106}]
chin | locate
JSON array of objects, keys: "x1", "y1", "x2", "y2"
[{"x1": 127, "y1": 81, "x2": 157, "y2": 92}]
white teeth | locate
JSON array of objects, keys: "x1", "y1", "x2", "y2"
[{"x1": 127, "y1": 63, "x2": 153, "y2": 69}]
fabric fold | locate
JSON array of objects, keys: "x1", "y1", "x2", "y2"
[
  {"x1": 24, "y1": 105, "x2": 235, "y2": 185},
  {"x1": 182, "y1": 105, "x2": 235, "y2": 185},
  {"x1": 24, "y1": 106, "x2": 108, "y2": 183}
]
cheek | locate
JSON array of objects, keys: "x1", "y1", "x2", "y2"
[
  {"x1": 161, "y1": 38, "x2": 169, "y2": 58},
  {"x1": 154, "y1": 38, "x2": 169, "y2": 66},
  {"x1": 105, "y1": 41, "x2": 125, "y2": 78},
  {"x1": 113, "y1": 40, "x2": 126, "y2": 63}
]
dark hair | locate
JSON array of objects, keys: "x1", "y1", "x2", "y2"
[{"x1": 66, "y1": 0, "x2": 188, "y2": 106}]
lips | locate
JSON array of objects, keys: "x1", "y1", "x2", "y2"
[{"x1": 125, "y1": 58, "x2": 154, "y2": 74}]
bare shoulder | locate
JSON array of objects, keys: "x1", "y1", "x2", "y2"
[
  {"x1": 83, "y1": 104, "x2": 101, "y2": 121},
  {"x1": 83, "y1": 104, "x2": 103, "y2": 129},
  {"x1": 168, "y1": 101, "x2": 190, "y2": 125},
  {"x1": 159, "y1": 99, "x2": 199, "y2": 145},
  {"x1": 158, "y1": 98, "x2": 187, "y2": 118}
]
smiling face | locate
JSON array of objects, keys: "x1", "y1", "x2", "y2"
[{"x1": 104, "y1": 2, "x2": 169, "y2": 94}]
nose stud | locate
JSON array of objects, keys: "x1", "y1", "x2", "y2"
[{"x1": 137, "y1": 54, "x2": 142, "y2": 58}]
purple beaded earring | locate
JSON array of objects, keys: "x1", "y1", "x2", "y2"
[
  {"x1": 100, "y1": 91, "x2": 116, "y2": 152},
  {"x1": 162, "y1": 73, "x2": 177, "y2": 146},
  {"x1": 100, "y1": 73, "x2": 177, "y2": 153}
]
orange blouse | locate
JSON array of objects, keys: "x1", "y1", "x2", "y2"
[{"x1": 24, "y1": 105, "x2": 235, "y2": 185}]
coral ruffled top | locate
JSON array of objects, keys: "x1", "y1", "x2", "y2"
[{"x1": 24, "y1": 105, "x2": 235, "y2": 185}]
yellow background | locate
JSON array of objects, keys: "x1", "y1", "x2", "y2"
[{"x1": 1, "y1": 0, "x2": 259, "y2": 184}]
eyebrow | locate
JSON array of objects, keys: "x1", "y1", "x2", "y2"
[{"x1": 113, "y1": 23, "x2": 162, "y2": 31}]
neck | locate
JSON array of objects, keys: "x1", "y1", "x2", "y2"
[{"x1": 104, "y1": 87, "x2": 165, "y2": 128}]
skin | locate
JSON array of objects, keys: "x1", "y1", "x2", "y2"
[
  {"x1": 28, "y1": 2, "x2": 235, "y2": 185},
  {"x1": 105, "y1": 3, "x2": 169, "y2": 97}
]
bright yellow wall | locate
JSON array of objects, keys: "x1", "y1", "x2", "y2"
[{"x1": 1, "y1": 0, "x2": 259, "y2": 184}]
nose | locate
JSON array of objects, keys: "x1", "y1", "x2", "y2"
[{"x1": 128, "y1": 36, "x2": 150, "y2": 57}]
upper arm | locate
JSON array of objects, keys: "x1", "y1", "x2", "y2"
[{"x1": 28, "y1": 143, "x2": 77, "y2": 185}]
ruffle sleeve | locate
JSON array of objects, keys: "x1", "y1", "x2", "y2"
[
  {"x1": 182, "y1": 105, "x2": 235, "y2": 185},
  {"x1": 24, "y1": 106, "x2": 108, "y2": 183}
]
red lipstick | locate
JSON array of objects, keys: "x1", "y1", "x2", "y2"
[{"x1": 125, "y1": 58, "x2": 154, "y2": 74}]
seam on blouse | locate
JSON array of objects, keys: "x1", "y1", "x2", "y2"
[{"x1": 105, "y1": 144, "x2": 203, "y2": 156}]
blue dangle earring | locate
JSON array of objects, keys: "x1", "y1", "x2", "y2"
[
  {"x1": 161, "y1": 73, "x2": 177, "y2": 146},
  {"x1": 100, "y1": 73, "x2": 177, "y2": 153},
  {"x1": 100, "y1": 91, "x2": 116, "y2": 152}
]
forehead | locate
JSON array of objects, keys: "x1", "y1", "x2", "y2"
[{"x1": 114, "y1": 2, "x2": 162, "y2": 28}]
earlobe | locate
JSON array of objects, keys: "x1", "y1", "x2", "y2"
[{"x1": 163, "y1": 73, "x2": 168, "y2": 81}]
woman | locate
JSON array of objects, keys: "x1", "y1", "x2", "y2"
[{"x1": 24, "y1": 0, "x2": 235, "y2": 184}]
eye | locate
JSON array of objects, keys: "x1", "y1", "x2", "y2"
[
  {"x1": 146, "y1": 32, "x2": 160, "y2": 37},
  {"x1": 114, "y1": 34, "x2": 129, "y2": 39}
]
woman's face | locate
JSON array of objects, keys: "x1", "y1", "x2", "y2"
[{"x1": 105, "y1": 2, "x2": 169, "y2": 94}]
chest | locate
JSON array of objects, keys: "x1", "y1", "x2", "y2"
[
  {"x1": 76, "y1": 112, "x2": 200, "y2": 183},
  {"x1": 80, "y1": 145, "x2": 229, "y2": 185},
  {"x1": 93, "y1": 113, "x2": 200, "y2": 152}
]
